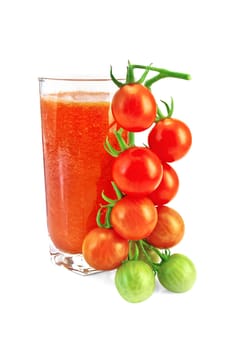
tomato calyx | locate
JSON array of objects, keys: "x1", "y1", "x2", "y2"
[
  {"x1": 104, "y1": 128, "x2": 135, "y2": 157},
  {"x1": 125, "y1": 60, "x2": 136, "y2": 84},
  {"x1": 128, "y1": 240, "x2": 140, "y2": 260},
  {"x1": 110, "y1": 62, "x2": 151, "y2": 87},
  {"x1": 110, "y1": 62, "x2": 191, "y2": 88},
  {"x1": 96, "y1": 181, "x2": 123, "y2": 228},
  {"x1": 155, "y1": 97, "x2": 174, "y2": 122},
  {"x1": 128, "y1": 239, "x2": 171, "y2": 274}
]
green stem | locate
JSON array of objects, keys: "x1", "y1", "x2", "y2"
[
  {"x1": 131, "y1": 64, "x2": 191, "y2": 88},
  {"x1": 128, "y1": 131, "x2": 135, "y2": 147},
  {"x1": 135, "y1": 63, "x2": 152, "y2": 84},
  {"x1": 142, "y1": 240, "x2": 170, "y2": 262},
  {"x1": 96, "y1": 205, "x2": 112, "y2": 228},
  {"x1": 104, "y1": 129, "x2": 135, "y2": 157},
  {"x1": 128, "y1": 241, "x2": 139, "y2": 261},
  {"x1": 110, "y1": 66, "x2": 124, "y2": 88},
  {"x1": 156, "y1": 97, "x2": 174, "y2": 122},
  {"x1": 132, "y1": 64, "x2": 191, "y2": 79},
  {"x1": 138, "y1": 240, "x2": 155, "y2": 266},
  {"x1": 96, "y1": 182, "x2": 123, "y2": 229},
  {"x1": 111, "y1": 181, "x2": 123, "y2": 200},
  {"x1": 145, "y1": 73, "x2": 189, "y2": 88},
  {"x1": 104, "y1": 136, "x2": 121, "y2": 157},
  {"x1": 126, "y1": 60, "x2": 135, "y2": 84},
  {"x1": 137, "y1": 241, "x2": 159, "y2": 274},
  {"x1": 114, "y1": 128, "x2": 130, "y2": 151}
]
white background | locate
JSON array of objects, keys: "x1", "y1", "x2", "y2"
[{"x1": 1, "y1": 0, "x2": 233, "y2": 349}]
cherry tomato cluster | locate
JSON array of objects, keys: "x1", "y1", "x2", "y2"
[{"x1": 82, "y1": 62, "x2": 196, "y2": 303}]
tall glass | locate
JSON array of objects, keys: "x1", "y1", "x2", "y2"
[{"x1": 39, "y1": 77, "x2": 117, "y2": 275}]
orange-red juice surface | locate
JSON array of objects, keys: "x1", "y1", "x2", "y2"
[{"x1": 40, "y1": 91, "x2": 116, "y2": 253}]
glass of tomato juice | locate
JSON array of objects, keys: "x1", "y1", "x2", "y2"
[{"x1": 39, "y1": 77, "x2": 117, "y2": 274}]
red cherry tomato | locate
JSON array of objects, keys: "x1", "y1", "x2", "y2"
[
  {"x1": 111, "y1": 84, "x2": 157, "y2": 132},
  {"x1": 112, "y1": 147, "x2": 163, "y2": 196},
  {"x1": 148, "y1": 118, "x2": 192, "y2": 162},
  {"x1": 111, "y1": 196, "x2": 158, "y2": 240},
  {"x1": 149, "y1": 163, "x2": 179, "y2": 206},
  {"x1": 146, "y1": 206, "x2": 185, "y2": 249},
  {"x1": 82, "y1": 228, "x2": 129, "y2": 270}
]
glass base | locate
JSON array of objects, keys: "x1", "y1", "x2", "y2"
[{"x1": 49, "y1": 244, "x2": 100, "y2": 275}]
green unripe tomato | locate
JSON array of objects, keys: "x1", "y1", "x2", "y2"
[
  {"x1": 158, "y1": 253, "x2": 196, "y2": 293},
  {"x1": 115, "y1": 260, "x2": 155, "y2": 303}
]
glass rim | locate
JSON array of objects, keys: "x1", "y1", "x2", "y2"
[{"x1": 38, "y1": 76, "x2": 124, "y2": 82}]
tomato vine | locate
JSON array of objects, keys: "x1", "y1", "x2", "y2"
[
  {"x1": 82, "y1": 60, "x2": 196, "y2": 302},
  {"x1": 104, "y1": 128, "x2": 135, "y2": 157},
  {"x1": 96, "y1": 181, "x2": 123, "y2": 228}
]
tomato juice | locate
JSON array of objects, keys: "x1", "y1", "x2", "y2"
[{"x1": 40, "y1": 91, "x2": 116, "y2": 254}]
